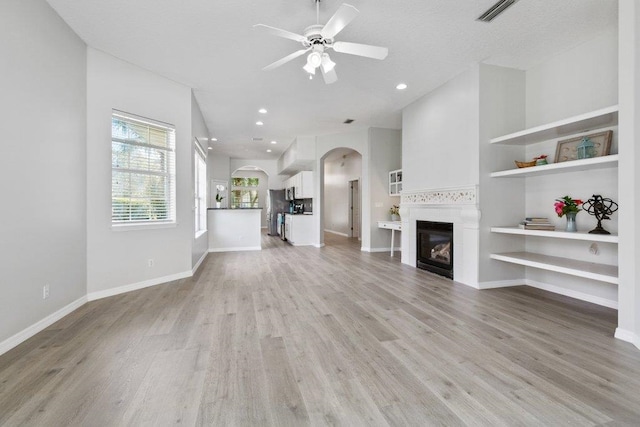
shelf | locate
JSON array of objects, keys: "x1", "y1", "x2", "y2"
[
  {"x1": 490, "y1": 252, "x2": 618, "y2": 284},
  {"x1": 491, "y1": 227, "x2": 618, "y2": 243},
  {"x1": 490, "y1": 105, "x2": 618, "y2": 145},
  {"x1": 490, "y1": 155, "x2": 618, "y2": 178}
]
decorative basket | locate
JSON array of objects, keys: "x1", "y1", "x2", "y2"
[{"x1": 515, "y1": 160, "x2": 536, "y2": 168}]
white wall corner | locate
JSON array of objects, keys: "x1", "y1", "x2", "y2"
[
  {"x1": 192, "y1": 251, "x2": 208, "y2": 275},
  {"x1": 0, "y1": 296, "x2": 88, "y2": 356}
]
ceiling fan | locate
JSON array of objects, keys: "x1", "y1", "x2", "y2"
[{"x1": 254, "y1": 1, "x2": 388, "y2": 84}]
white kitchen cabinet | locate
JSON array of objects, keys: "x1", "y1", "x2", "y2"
[{"x1": 286, "y1": 214, "x2": 314, "y2": 246}]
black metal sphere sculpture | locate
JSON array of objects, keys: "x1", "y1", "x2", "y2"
[{"x1": 582, "y1": 194, "x2": 618, "y2": 235}]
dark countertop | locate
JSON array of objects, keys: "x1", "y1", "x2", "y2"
[{"x1": 208, "y1": 207, "x2": 263, "y2": 210}]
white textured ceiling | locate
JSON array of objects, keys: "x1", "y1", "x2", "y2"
[{"x1": 46, "y1": 0, "x2": 617, "y2": 160}]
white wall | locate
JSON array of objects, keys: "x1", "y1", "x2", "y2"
[
  {"x1": 526, "y1": 29, "x2": 619, "y2": 128},
  {"x1": 0, "y1": 0, "x2": 87, "y2": 347},
  {"x1": 617, "y1": 0, "x2": 640, "y2": 349},
  {"x1": 86, "y1": 48, "x2": 193, "y2": 296},
  {"x1": 402, "y1": 67, "x2": 480, "y2": 192},
  {"x1": 191, "y1": 93, "x2": 209, "y2": 270},
  {"x1": 368, "y1": 128, "x2": 402, "y2": 250},
  {"x1": 478, "y1": 64, "x2": 527, "y2": 284},
  {"x1": 324, "y1": 151, "x2": 362, "y2": 236}
]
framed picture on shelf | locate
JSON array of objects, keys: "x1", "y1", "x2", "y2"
[{"x1": 554, "y1": 130, "x2": 613, "y2": 163}]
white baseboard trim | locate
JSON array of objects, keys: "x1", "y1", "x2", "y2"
[
  {"x1": 324, "y1": 229, "x2": 349, "y2": 237},
  {"x1": 0, "y1": 295, "x2": 87, "y2": 356},
  {"x1": 208, "y1": 246, "x2": 262, "y2": 253},
  {"x1": 313, "y1": 243, "x2": 325, "y2": 248},
  {"x1": 362, "y1": 247, "x2": 401, "y2": 253},
  {"x1": 289, "y1": 242, "x2": 315, "y2": 247},
  {"x1": 614, "y1": 328, "x2": 640, "y2": 349},
  {"x1": 525, "y1": 279, "x2": 618, "y2": 309},
  {"x1": 192, "y1": 251, "x2": 208, "y2": 275},
  {"x1": 87, "y1": 270, "x2": 192, "y2": 302},
  {"x1": 477, "y1": 279, "x2": 525, "y2": 290}
]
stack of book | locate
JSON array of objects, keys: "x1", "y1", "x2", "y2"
[{"x1": 519, "y1": 217, "x2": 555, "y2": 230}]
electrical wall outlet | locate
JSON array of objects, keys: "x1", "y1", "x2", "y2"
[
  {"x1": 43, "y1": 283, "x2": 50, "y2": 299},
  {"x1": 148, "y1": 259, "x2": 154, "y2": 267}
]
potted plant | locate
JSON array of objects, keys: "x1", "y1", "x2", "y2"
[
  {"x1": 390, "y1": 205, "x2": 400, "y2": 221},
  {"x1": 215, "y1": 192, "x2": 224, "y2": 208},
  {"x1": 554, "y1": 195, "x2": 583, "y2": 232}
]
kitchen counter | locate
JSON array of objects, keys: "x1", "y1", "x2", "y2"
[{"x1": 208, "y1": 208, "x2": 261, "y2": 252}]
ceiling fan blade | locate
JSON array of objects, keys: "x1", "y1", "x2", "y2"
[
  {"x1": 332, "y1": 41, "x2": 388, "y2": 60},
  {"x1": 263, "y1": 48, "x2": 310, "y2": 71},
  {"x1": 320, "y1": 4, "x2": 359, "y2": 39},
  {"x1": 253, "y1": 24, "x2": 307, "y2": 44},
  {"x1": 322, "y1": 67, "x2": 337, "y2": 84}
]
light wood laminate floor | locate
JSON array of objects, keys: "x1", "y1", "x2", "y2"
[{"x1": 1, "y1": 233, "x2": 640, "y2": 426}]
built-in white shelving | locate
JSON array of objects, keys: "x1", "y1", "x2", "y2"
[
  {"x1": 489, "y1": 106, "x2": 620, "y2": 290},
  {"x1": 490, "y1": 105, "x2": 618, "y2": 145},
  {"x1": 490, "y1": 155, "x2": 619, "y2": 178},
  {"x1": 490, "y1": 252, "x2": 618, "y2": 285},
  {"x1": 491, "y1": 227, "x2": 619, "y2": 243}
]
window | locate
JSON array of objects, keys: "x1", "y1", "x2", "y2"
[
  {"x1": 231, "y1": 177, "x2": 259, "y2": 208},
  {"x1": 194, "y1": 141, "x2": 207, "y2": 236},
  {"x1": 111, "y1": 111, "x2": 176, "y2": 226}
]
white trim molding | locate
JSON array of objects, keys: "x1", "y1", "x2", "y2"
[
  {"x1": 192, "y1": 252, "x2": 208, "y2": 275},
  {"x1": 401, "y1": 185, "x2": 478, "y2": 207},
  {"x1": 87, "y1": 271, "x2": 192, "y2": 301},
  {"x1": 615, "y1": 328, "x2": 640, "y2": 349},
  {"x1": 209, "y1": 246, "x2": 261, "y2": 253},
  {"x1": 478, "y1": 279, "x2": 525, "y2": 290},
  {"x1": 0, "y1": 296, "x2": 87, "y2": 356}
]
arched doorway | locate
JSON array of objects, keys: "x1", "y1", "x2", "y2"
[{"x1": 321, "y1": 148, "x2": 363, "y2": 246}]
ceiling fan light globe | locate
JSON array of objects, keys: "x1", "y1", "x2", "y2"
[
  {"x1": 303, "y1": 62, "x2": 316, "y2": 75},
  {"x1": 321, "y1": 54, "x2": 336, "y2": 73},
  {"x1": 307, "y1": 51, "x2": 322, "y2": 68}
]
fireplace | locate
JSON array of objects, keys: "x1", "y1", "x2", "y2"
[{"x1": 416, "y1": 221, "x2": 453, "y2": 279}]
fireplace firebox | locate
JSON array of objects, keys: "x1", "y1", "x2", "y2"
[{"x1": 416, "y1": 221, "x2": 453, "y2": 279}]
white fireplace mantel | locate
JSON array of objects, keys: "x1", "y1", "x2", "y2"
[{"x1": 400, "y1": 185, "x2": 481, "y2": 288}]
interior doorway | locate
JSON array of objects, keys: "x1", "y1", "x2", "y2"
[
  {"x1": 321, "y1": 148, "x2": 362, "y2": 246},
  {"x1": 349, "y1": 179, "x2": 360, "y2": 239}
]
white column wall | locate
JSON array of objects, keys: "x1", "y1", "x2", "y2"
[
  {"x1": 0, "y1": 0, "x2": 87, "y2": 349},
  {"x1": 616, "y1": 0, "x2": 640, "y2": 349}
]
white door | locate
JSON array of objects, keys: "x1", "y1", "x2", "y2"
[{"x1": 349, "y1": 179, "x2": 360, "y2": 238}]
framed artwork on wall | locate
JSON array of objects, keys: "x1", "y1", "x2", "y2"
[{"x1": 554, "y1": 130, "x2": 613, "y2": 163}]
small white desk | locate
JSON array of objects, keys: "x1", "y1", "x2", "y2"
[{"x1": 377, "y1": 221, "x2": 401, "y2": 256}]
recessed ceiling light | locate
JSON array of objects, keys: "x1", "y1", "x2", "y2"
[
  {"x1": 271, "y1": 140, "x2": 277, "y2": 144},
  {"x1": 267, "y1": 149, "x2": 272, "y2": 153},
  {"x1": 256, "y1": 121, "x2": 264, "y2": 126},
  {"x1": 258, "y1": 108, "x2": 267, "y2": 114},
  {"x1": 211, "y1": 137, "x2": 218, "y2": 142},
  {"x1": 396, "y1": 83, "x2": 408, "y2": 90},
  {"x1": 207, "y1": 146, "x2": 213, "y2": 150}
]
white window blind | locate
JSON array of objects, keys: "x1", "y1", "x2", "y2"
[
  {"x1": 111, "y1": 110, "x2": 176, "y2": 225},
  {"x1": 194, "y1": 141, "x2": 207, "y2": 235}
]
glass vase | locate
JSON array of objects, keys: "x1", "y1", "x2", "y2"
[{"x1": 564, "y1": 211, "x2": 577, "y2": 232}]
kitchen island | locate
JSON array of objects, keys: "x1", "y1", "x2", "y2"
[{"x1": 208, "y1": 208, "x2": 262, "y2": 252}]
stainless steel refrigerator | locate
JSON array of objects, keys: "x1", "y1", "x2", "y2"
[{"x1": 266, "y1": 189, "x2": 289, "y2": 236}]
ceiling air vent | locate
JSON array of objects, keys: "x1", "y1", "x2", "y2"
[
  {"x1": 343, "y1": 119, "x2": 354, "y2": 124},
  {"x1": 252, "y1": 137, "x2": 263, "y2": 142},
  {"x1": 477, "y1": 0, "x2": 519, "y2": 22}
]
